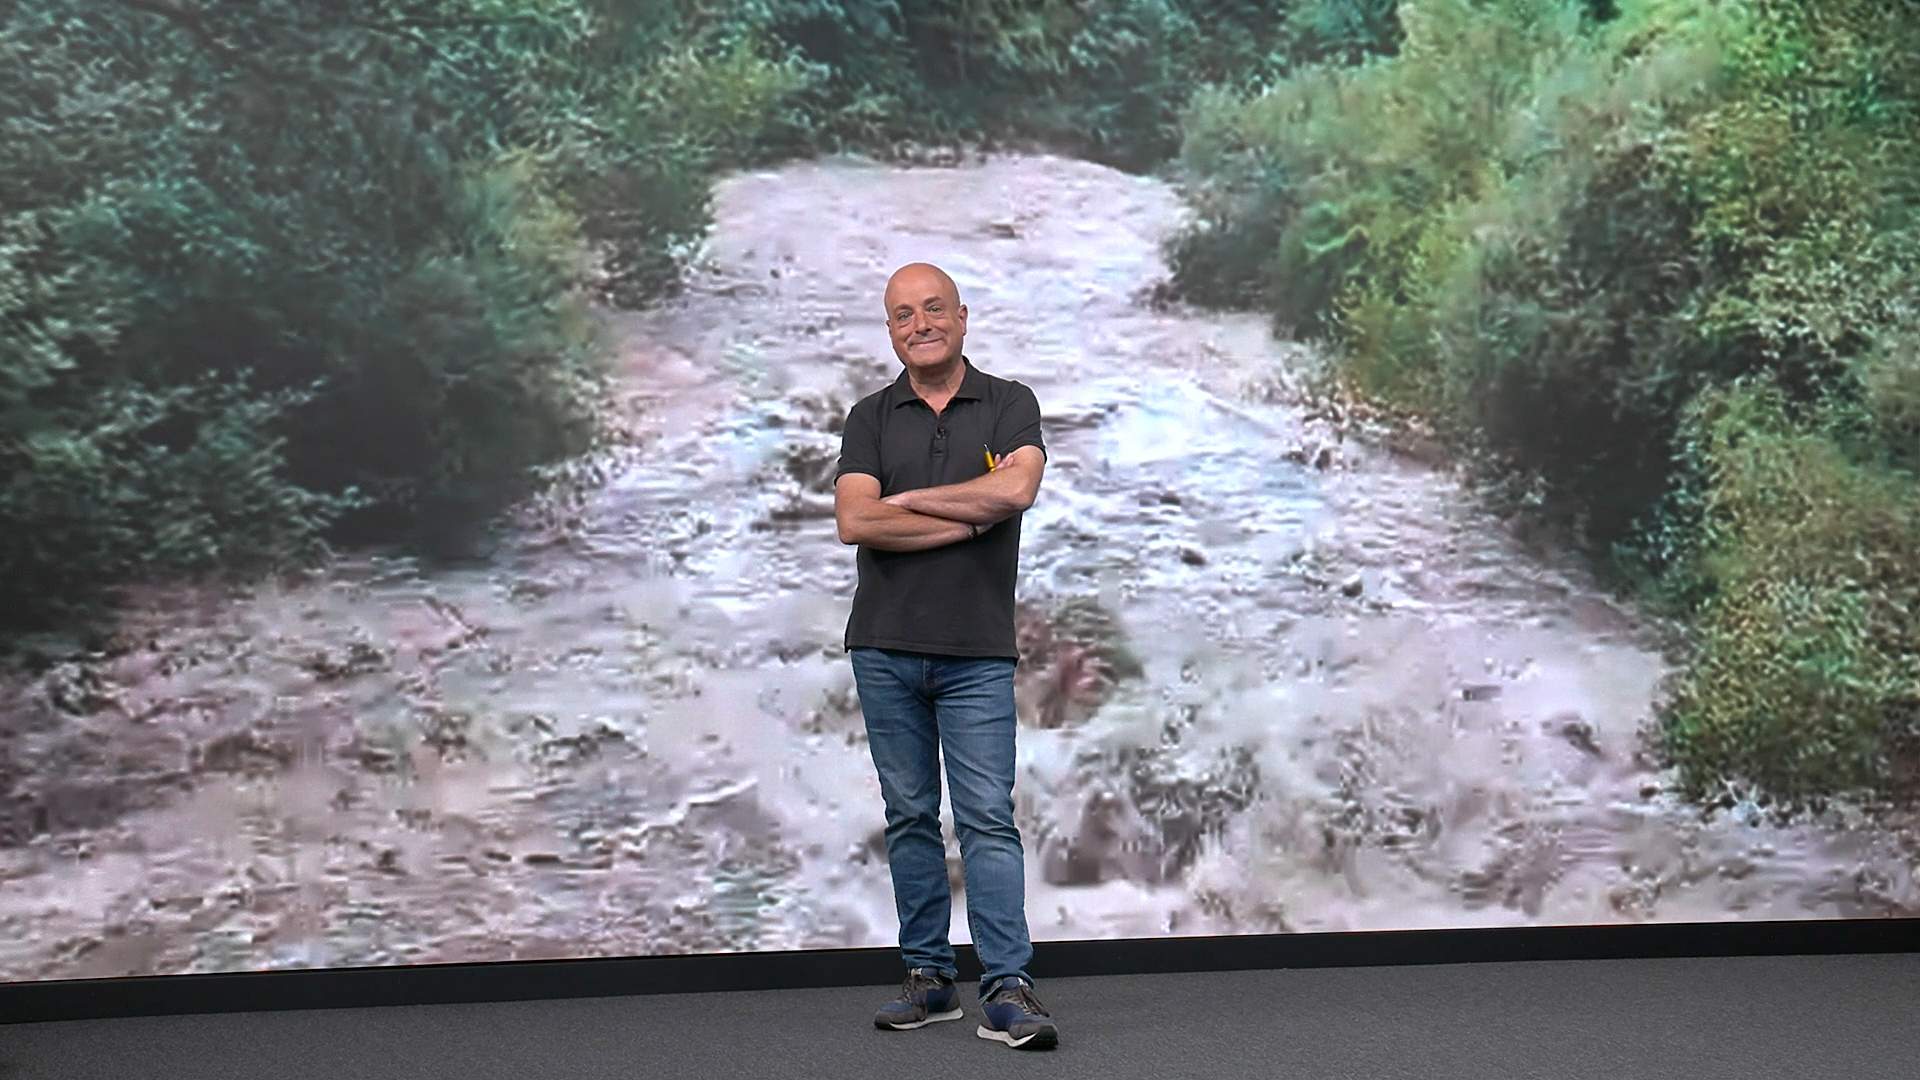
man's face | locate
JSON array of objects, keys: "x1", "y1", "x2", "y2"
[{"x1": 884, "y1": 268, "x2": 967, "y2": 374}]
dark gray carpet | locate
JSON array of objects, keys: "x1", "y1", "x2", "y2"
[{"x1": 3, "y1": 953, "x2": 1915, "y2": 1079}]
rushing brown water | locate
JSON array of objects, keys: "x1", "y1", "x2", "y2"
[{"x1": 2, "y1": 154, "x2": 1915, "y2": 983}]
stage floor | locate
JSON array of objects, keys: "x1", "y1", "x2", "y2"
[{"x1": 5, "y1": 952, "x2": 1914, "y2": 1079}]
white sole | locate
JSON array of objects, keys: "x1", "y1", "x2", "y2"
[
  {"x1": 976, "y1": 1024, "x2": 1057, "y2": 1049},
  {"x1": 881, "y1": 1007, "x2": 962, "y2": 1030}
]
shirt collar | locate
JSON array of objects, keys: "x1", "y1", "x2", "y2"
[{"x1": 890, "y1": 355, "x2": 986, "y2": 408}]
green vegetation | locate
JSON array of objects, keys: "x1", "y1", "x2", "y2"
[
  {"x1": 4, "y1": 0, "x2": 1304, "y2": 631},
  {"x1": 701, "y1": 0, "x2": 1320, "y2": 170},
  {"x1": 10, "y1": 0, "x2": 1910, "y2": 815},
  {"x1": 1, "y1": 1, "x2": 811, "y2": 627},
  {"x1": 1170, "y1": 0, "x2": 1920, "y2": 812},
  {"x1": 1659, "y1": 379, "x2": 1920, "y2": 811}
]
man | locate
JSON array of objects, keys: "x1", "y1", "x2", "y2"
[{"x1": 833, "y1": 262, "x2": 1059, "y2": 1051}]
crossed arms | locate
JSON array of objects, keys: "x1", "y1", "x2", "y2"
[{"x1": 834, "y1": 446, "x2": 1045, "y2": 551}]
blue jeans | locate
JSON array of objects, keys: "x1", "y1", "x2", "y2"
[{"x1": 850, "y1": 647, "x2": 1033, "y2": 999}]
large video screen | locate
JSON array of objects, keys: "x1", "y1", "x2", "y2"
[{"x1": 4, "y1": 1, "x2": 1915, "y2": 984}]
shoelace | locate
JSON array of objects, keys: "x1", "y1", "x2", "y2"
[
  {"x1": 903, "y1": 970, "x2": 949, "y2": 997},
  {"x1": 991, "y1": 984, "x2": 1049, "y2": 1017}
]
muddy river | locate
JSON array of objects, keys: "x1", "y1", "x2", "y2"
[{"x1": 2, "y1": 154, "x2": 1914, "y2": 984}]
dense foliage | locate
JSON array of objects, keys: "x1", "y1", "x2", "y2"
[
  {"x1": 15, "y1": 0, "x2": 1905, "y2": 816},
  {"x1": 1170, "y1": 0, "x2": 1920, "y2": 812},
  {"x1": 1, "y1": 1, "x2": 804, "y2": 627},
  {"x1": 1, "y1": 0, "x2": 1340, "y2": 632}
]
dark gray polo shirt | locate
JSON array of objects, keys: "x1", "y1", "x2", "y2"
[{"x1": 834, "y1": 356, "x2": 1045, "y2": 658}]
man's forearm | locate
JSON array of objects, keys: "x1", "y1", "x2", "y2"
[
  {"x1": 889, "y1": 472, "x2": 1030, "y2": 524},
  {"x1": 840, "y1": 502, "x2": 975, "y2": 551}
]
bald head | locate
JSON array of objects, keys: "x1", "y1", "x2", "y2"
[
  {"x1": 883, "y1": 262, "x2": 961, "y2": 313},
  {"x1": 883, "y1": 262, "x2": 968, "y2": 375}
]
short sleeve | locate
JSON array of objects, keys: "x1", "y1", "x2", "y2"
[
  {"x1": 993, "y1": 381, "x2": 1046, "y2": 462},
  {"x1": 835, "y1": 398, "x2": 882, "y2": 483}
]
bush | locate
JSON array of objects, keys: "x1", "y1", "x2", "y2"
[
  {"x1": 274, "y1": 156, "x2": 606, "y2": 543},
  {"x1": 0, "y1": 0, "x2": 829, "y2": 629},
  {"x1": 1656, "y1": 380, "x2": 1920, "y2": 812},
  {"x1": 498, "y1": 4, "x2": 821, "y2": 301},
  {"x1": 1173, "y1": 0, "x2": 1916, "y2": 531},
  {"x1": 1280, "y1": 0, "x2": 1406, "y2": 66},
  {"x1": 749, "y1": 0, "x2": 1302, "y2": 172},
  {"x1": 1168, "y1": 0, "x2": 1920, "y2": 806},
  {"x1": 1171, "y1": 0, "x2": 1580, "y2": 350},
  {"x1": 1859, "y1": 320, "x2": 1920, "y2": 476}
]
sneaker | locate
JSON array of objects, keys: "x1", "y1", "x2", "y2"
[
  {"x1": 874, "y1": 968, "x2": 963, "y2": 1030},
  {"x1": 976, "y1": 980, "x2": 1058, "y2": 1050}
]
